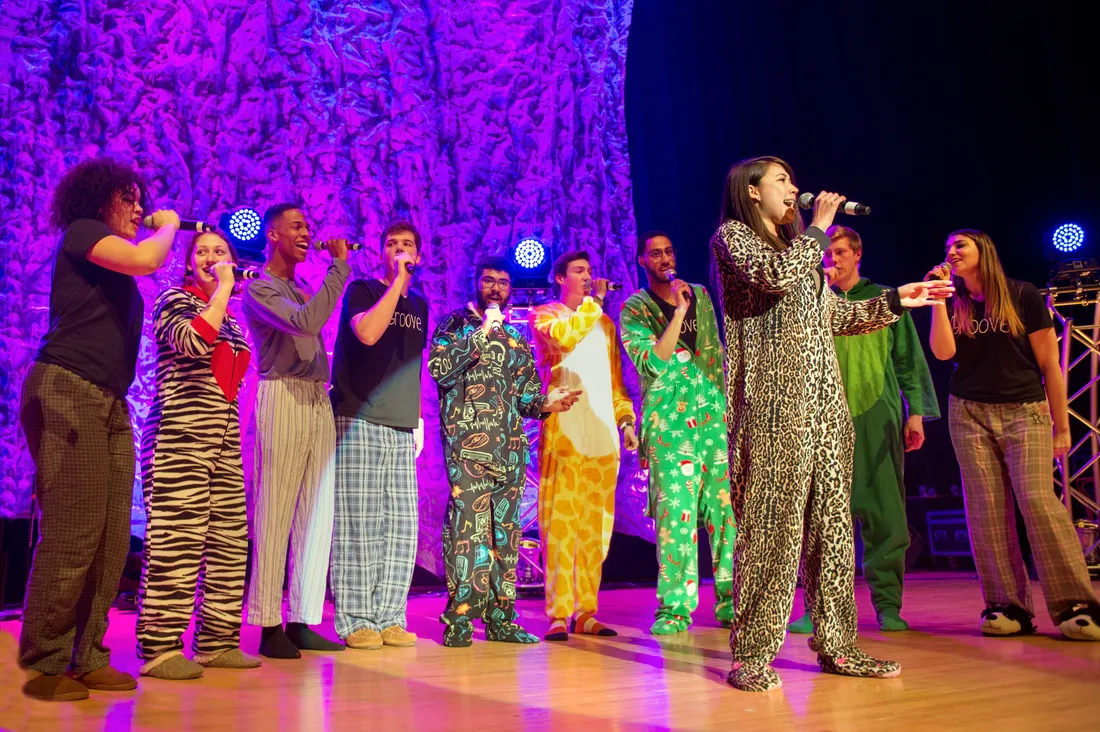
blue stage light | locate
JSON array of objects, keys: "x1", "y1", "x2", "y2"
[
  {"x1": 228, "y1": 208, "x2": 262, "y2": 243},
  {"x1": 514, "y1": 238, "x2": 547, "y2": 270},
  {"x1": 1052, "y1": 223, "x2": 1085, "y2": 253}
]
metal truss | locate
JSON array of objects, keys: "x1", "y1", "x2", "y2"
[{"x1": 1044, "y1": 283, "x2": 1100, "y2": 568}]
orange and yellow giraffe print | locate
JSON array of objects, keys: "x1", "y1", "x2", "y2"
[{"x1": 530, "y1": 297, "x2": 635, "y2": 619}]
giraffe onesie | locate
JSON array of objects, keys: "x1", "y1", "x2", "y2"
[{"x1": 530, "y1": 297, "x2": 635, "y2": 621}]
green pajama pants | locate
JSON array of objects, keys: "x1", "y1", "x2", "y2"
[
  {"x1": 647, "y1": 413, "x2": 736, "y2": 624},
  {"x1": 802, "y1": 398, "x2": 907, "y2": 616}
]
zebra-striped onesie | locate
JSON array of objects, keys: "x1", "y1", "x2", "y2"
[{"x1": 137, "y1": 285, "x2": 251, "y2": 661}]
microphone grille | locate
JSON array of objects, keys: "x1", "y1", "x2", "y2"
[{"x1": 797, "y1": 192, "x2": 815, "y2": 210}]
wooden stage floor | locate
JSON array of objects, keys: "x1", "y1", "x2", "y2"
[{"x1": 1, "y1": 573, "x2": 1097, "y2": 731}]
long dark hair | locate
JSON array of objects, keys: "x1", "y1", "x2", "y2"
[{"x1": 718, "y1": 155, "x2": 804, "y2": 251}]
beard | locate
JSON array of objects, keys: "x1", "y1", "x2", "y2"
[{"x1": 476, "y1": 291, "x2": 509, "y2": 312}]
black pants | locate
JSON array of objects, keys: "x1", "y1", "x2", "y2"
[
  {"x1": 441, "y1": 458, "x2": 524, "y2": 626},
  {"x1": 19, "y1": 363, "x2": 134, "y2": 675}
]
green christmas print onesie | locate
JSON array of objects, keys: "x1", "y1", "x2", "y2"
[{"x1": 620, "y1": 285, "x2": 737, "y2": 633}]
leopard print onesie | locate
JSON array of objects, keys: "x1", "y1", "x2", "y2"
[{"x1": 712, "y1": 220, "x2": 904, "y2": 689}]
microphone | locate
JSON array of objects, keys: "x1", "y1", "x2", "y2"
[
  {"x1": 144, "y1": 216, "x2": 218, "y2": 232},
  {"x1": 797, "y1": 192, "x2": 871, "y2": 216},
  {"x1": 232, "y1": 266, "x2": 262, "y2": 281},
  {"x1": 665, "y1": 268, "x2": 677, "y2": 282},
  {"x1": 584, "y1": 281, "x2": 624, "y2": 293},
  {"x1": 485, "y1": 303, "x2": 505, "y2": 333},
  {"x1": 203, "y1": 264, "x2": 262, "y2": 280},
  {"x1": 311, "y1": 241, "x2": 365, "y2": 251},
  {"x1": 924, "y1": 262, "x2": 952, "y2": 282}
]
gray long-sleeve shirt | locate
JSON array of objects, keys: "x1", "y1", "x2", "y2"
[{"x1": 241, "y1": 259, "x2": 351, "y2": 381}]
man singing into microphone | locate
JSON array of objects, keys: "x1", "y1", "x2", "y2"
[
  {"x1": 429, "y1": 256, "x2": 580, "y2": 647},
  {"x1": 241, "y1": 203, "x2": 349, "y2": 658},
  {"x1": 329, "y1": 221, "x2": 428, "y2": 650},
  {"x1": 786, "y1": 225, "x2": 939, "y2": 635},
  {"x1": 530, "y1": 250, "x2": 638, "y2": 640},
  {"x1": 620, "y1": 231, "x2": 737, "y2": 634}
]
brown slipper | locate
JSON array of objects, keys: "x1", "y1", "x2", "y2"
[{"x1": 23, "y1": 673, "x2": 89, "y2": 702}]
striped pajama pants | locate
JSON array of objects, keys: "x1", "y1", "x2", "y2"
[
  {"x1": 17, "y1": 363, "x2": 135, "y2": 675},
  {"x1": 331, "y1": 417, "x2": 418, "y2": 637},
  {"x1": 137, "y1": 403, "x2": 248, "y2": 660},
  {"x1": 246, "y1": 378, "x2": 336, "y2": 627},
  {"x1": 949, "y1": 396, "x2": 1100, "y2": 622}
]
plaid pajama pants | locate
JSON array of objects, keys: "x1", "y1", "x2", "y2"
[
  {"x1": 949, "y1": 396, "x2": 1099, "y2": 622},
  {"x1": 18, "y1": 362, "x2": 135, "y2": 675},
  {"x1": 331, "y1": 416, "x2": 419, "y2": 637}
]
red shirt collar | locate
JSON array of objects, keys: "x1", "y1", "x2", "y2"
[{"x1": 184, "y1": 284, "x2": 212, "y2": 303}]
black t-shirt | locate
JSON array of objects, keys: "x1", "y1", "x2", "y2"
[
  {"x1": 646, "y1": 287, "x2": 699, "y2": 353},
  {"x1": 949, "y1": 280, "x2": 1053, "y2": 404},
  {"x1": 35, "y1": 219, "x2": 145, "y2": 398},
  {"x1": 330, "y1": 279, "x2": 428, "y2": 428}
]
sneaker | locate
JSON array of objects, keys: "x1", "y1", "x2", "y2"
[
  {"x1": 818, "y1": 647, "x2": 901, "y2": 679},
  {"x1": 485, "y1": 621, "x2": 539, "y2": 644},
  {"x1": 980, "y1": 605, "x2": 1036, "y2": 637},
  {"x1": 1057, "y1": 602, "x2": 1100, "y2": 641},
  {"x1": 22, "y1": 673, "x2": 89, "y2": 702},
  {"x1": 380, "y1": 626, "x2": 417, "y2": 647},
  {"x1": 727, "y1": 662, "x2": 782, "y2": 692},
  {"x1": 443, "y1": 621, "x2": 473, "y2": 648},
  {"x1": 346, "y1": 628, "x2": 383, "y2": 650}
]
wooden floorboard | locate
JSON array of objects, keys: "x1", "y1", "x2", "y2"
[{"x1": 1, "y1": 574, "x2": 1097, "y2": 731}]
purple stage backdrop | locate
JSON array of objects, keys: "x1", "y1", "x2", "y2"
[{"x1": 0, "y1": 0, "x2": 654, "y2": 574}]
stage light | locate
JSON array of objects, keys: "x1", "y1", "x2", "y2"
[
  {"x1": 1053, "y1": 223, "x2": 1086, "y2": 253},
  {"x1": 228, "y1": 208, "x2": 262, "y2": 243},
  {"x1": 514, "y1": 238, "x2": 547, "y2": 270},
  {"x1": 219, "y1": 207, "x2": 267, "y2": 264}
]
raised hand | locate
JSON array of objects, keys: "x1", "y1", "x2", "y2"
[
  {"x1": 809, "y1": 191, "x2": 846, "y2": 232},
  {"x1": 323, "y1": 238, "x2": 349, "y2": 261},
  {"x1": 211, "y1": 261, "x2": 236, "y2": 290},
  {"x1": 897, "y1": 280, "x2": 955, "y2": 308},
  {"x1": 147, "y1": 209, "x2": 181, "y2": 230},
  {"x1": 924, "y1": 263, "x2": 952, "y2": 282},
  {"x1": 671, "y1": 280, "x2": 691, "y2": 315}
]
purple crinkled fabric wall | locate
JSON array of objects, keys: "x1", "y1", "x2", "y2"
[{"x1": 0, "y1": 0, "x2": 653, "y2": 574}]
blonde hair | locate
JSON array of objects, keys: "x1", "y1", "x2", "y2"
[
  {"x1": 947, "y1": 229, "x2": 1024, "y2": 338},
  {"x1": 826, "y1": 225, "x2": 862, "y2": 255}
]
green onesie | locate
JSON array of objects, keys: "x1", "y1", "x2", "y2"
[
  {"x1": 621, "y1": 285, "x2": 737, "y2": 634},
  {"x1": 791, "y1": 277, "x2": 940, "y2": 630}
]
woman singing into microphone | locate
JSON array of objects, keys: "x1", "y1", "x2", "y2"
[
  {"x1": 18, "y1": 158, "x2": 179, "y2": 702},
  {"x1": 710, "y1": 155, "x2": 952, "y2": 692},
  {"x1": 137, "y1": 231, "x2": 259, "y2": 679},
  {"x1": 927, "y1": 231, "x2": 1100, "y2": 641}
]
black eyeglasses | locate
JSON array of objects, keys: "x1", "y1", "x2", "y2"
[{"x1": 480, "y1": 277, "x2": 511, "y2": 290}]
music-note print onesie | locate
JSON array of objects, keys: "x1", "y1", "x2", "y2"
[{"x1": 429, "y1": 306, "x2": 548, "y2": 628}]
